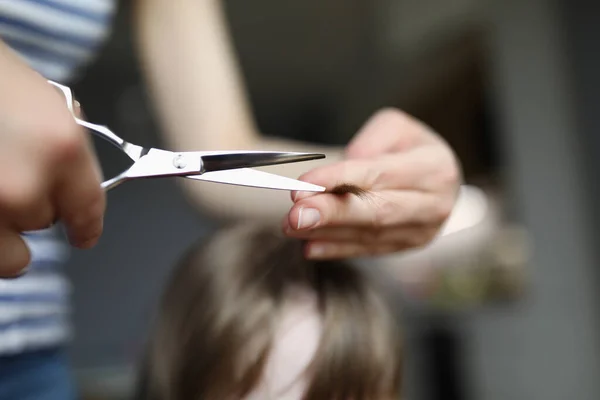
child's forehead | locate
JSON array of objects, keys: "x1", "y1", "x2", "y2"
[{"x1": 243, "y1": 288, "x2": 322, "y2": 400}]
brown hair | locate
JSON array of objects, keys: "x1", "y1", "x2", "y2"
[
  {"x1": 135, "y1": 193, "x2": 402, "y2": 400},
  {"x1": 329, "y1": 183, "x2": 369, "y2": 197}
]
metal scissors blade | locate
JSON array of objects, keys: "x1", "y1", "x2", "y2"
[
  {"x1": 184, "y1": 167, "x2": 325, "y2": 192},
  {"x1": 199, "y1": 151, "x2": 325, "y2": 172},
  {"x1": 119, "y1": 149, "x2": 327, "y2": 192}
]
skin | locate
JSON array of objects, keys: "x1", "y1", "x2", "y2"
[
  {"x1": 0, "y1": 0, "x2": 460, "y2": 276},
  {"x1": 243, "y1": 288, "x2": 323, "y2": 400},
  {"x1": 285, "y1": 109, "x2": 460, "y2": 258}
]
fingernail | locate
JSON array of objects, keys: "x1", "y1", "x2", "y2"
[
  {"x1": 75, "y1": 236, "x2": 99, "y2": 249},
  {"x1": 297, "y1": 208, "x2": 321, "y2": 230},
  {"x1": 2, "y1": 268, "x2": 28, "y2": 280},
  {"x1": 71, "y1": 220, "x2": 103, "y2": 249}
]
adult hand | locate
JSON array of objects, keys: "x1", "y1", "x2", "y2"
[
  {"x1": 0, "y1": 42, "x2": 105, "y2": 277},
  {"x1": 282, "y1": 108, "x2": 461, "y2": 259}
]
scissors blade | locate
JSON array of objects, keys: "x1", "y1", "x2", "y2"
[
  {"x1": 199, "y1": 151, "x2": 325, "y2": 173},
  {"x1": 184, "y1": 168, "x2": 326, "y2": 192}
]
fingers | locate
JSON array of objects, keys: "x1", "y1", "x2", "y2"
[
  {"x1": 281, "y1": 213, "x2": 442, "y2": 259},
  {"x1": 0, "y1": 227, "x2": 31, "y2": 277},
  {"x1": 287, "y1": 152, "x2": 454, "y2": 230},
  {"x1": 344, "y1": 108, "x2": 437, "y2": 158},
  {"x1": 283, "y1": 218, "x2": 440, "y2": 259},
  {"x1": 288, "y1": 190, "x2": 447, "y2": 232},
  {"x1": 283, "y1": 221, "x2": 440, "y2": 246},
  {"x1": 52, "y1": 127, "x2": 105, "y2": 248},
  {"x1": 293, "y1": 148, "x2": 451, "y2": 201},
  {"x1": 0, "y1": 158, "x2": 55, "y2": 232},
  {"x1": 54, "y1": 95, "x2": 105, "y2": 247},
  {"x1": 8, "y1": 196, "x2": 54, "y2": 233}
]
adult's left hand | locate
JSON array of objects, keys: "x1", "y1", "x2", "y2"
[{"x1": 282, "y1": 108, "x2": 461, "y2": 259}]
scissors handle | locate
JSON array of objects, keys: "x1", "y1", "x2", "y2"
[
  {"x1": 48, "y1": 80, "x2": 129, "y2": 150},
  {"x1": 48, "y1": 80, "x2": 150, "y2": 190}
]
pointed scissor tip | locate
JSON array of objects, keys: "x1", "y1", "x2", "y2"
[{"x1": 278, "y1": 152, "x2": 326, "y2": 162}]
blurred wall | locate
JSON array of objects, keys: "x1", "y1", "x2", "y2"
[{"x1": 464, "y1": 1, "x2": 600, "y2": 399}]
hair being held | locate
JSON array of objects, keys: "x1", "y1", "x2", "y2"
[{"x1": 135, "y1": 206, "x2": 402, "y2": 400}]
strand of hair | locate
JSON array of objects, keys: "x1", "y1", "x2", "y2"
[{"x1": 329, "y1": 183, "x2": 369, "y2": 198}]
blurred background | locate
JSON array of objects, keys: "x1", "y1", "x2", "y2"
[{"x1": 65, "y1": 0, "x2": 600, "y2": 399}]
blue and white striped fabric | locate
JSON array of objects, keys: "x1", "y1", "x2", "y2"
[
  {"x1": 0, "y1": 0, "x2": 116, "y2": 82},
  {"x1": 0, "y1": 229, "x2": 72, "y2": 355},
  {"x1": 0, "y1": 0, "x2": 116, "y2": 355}
]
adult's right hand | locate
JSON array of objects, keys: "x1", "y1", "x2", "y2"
[{"x1": 0, "y1": 42, "x2": 105, "y2": 277}]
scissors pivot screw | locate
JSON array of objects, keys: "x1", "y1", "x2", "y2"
[{"x1": 172, "y1": 154, "x2": 187, "y2": 169}]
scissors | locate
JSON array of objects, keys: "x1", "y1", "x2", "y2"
[{"x1": 48, "y1": 80, "x2": 326, "y2": 193}]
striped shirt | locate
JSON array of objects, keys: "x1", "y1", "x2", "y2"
[{"x1": 0, "y1": 0, "x2": 116, "y2": 355}]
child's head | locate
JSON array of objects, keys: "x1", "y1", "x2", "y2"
[{"x1": 137, "y1": 223, "x2": 402, "y2": 400}]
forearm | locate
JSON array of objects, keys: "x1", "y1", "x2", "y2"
[
  {"x1": 133, "y1": 0, "x2": 257, "y2": 150},
  {"x1": 134, "y1": 0, "x2": 343, "y2": 221}
]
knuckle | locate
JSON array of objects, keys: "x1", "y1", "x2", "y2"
[
  {"x1": 375, "y1": 107, "x2": 409, "y2": 124},
  {"x1": 390, "y1": 226, "x2": 438, "y2": 250},
  {"x1": 377, "y1": 107, "x2": 435, "y2": 141},
  {"x1": 62, "y1": 191, "x2": 105, "y2": 227},
  {"x1": 373, "y1": 165, "x2": 396, "y2": 189},
  {"x1": 401, "y1": 231, "x2": 426, "y2": 249},
  {"x1": 359, "y1": 227, "x2": 382, "y2": 243},
  {"x1": 68, "y1": 219, "x2": 103, "y2": 248},
  {"x1": 362, "y1": 163, "x2": 381, "y2": 189},
  {"x1": 377, "y1": 106, "x2": 417, "y2": 126},
  {"x1": 45, "y1": 118, "x2": 86, "y2": 161},
  {"x1": 442, "y1": 162, "x2": 461, "y2": 188},
  {"x1": 414, "y1": 229, "x2": 436, "y2": 248},
  {"x1": 374, "y1": 200, "x2": 402, "y2": 227},
  {"x1": 81, "y1": 222, "x2": 104, "y2": 245},
  {"x1": 18, "y1": 210, "x2": 54, "y2": 232},
  {"x1": 86, "y1": 193, "x2": 106, "y2": 220},
  {"x1": 433, "y1": 197, "x2": 455, "y2": 223},
  {"x1": 423, "y1": 226, "x2": 440, "y2": 242},
  {"x1": 434, "y1": 149, "x2": 462, "y2": 188},
  {"x1": 397, "y1": 235, "x2": 426, "y2": 250}
]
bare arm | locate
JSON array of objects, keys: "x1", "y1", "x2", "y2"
[{"x1": 133, "y1": 0, "x2": 342, "y2": 222}]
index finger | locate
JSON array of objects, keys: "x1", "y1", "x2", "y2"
[
  {"x1": 286, "y1": 156, "x2": 447, "y2": 230},
  {"x1": 292, "y1": 148, "x2": 445, "y2": 203},
  {"x1": 52, "y1": 123, "x2": 105, "y2": 248}
]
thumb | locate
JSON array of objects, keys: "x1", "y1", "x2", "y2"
[{"x1": 286, "y1": 158, "x2": 381, "y2": 230}]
